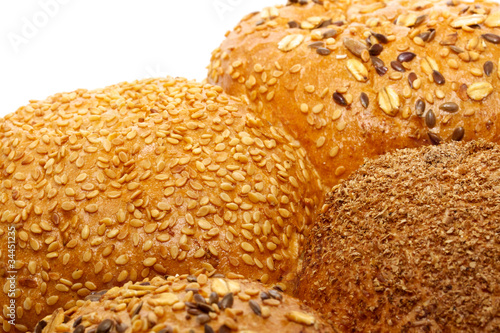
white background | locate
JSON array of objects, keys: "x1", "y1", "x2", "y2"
[{"x1": 0, "y1": 0, "x2": 283, "y2": 116}]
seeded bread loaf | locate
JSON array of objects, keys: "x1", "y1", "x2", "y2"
[
  {"x1": 35, "y1": 273, "x2": 333, "y2": 333},
  {"x1": 208, "y1": 0, "x2": 500, "y2": 187},
  {"x1": 298, "y1": 140, "x2": 500, "y2": 332},
  {"x1": 0, "y1": 78, "x2": 323, "y2": 332}
]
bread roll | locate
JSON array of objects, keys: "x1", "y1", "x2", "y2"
[
  {"x1": 298, "y1": 141, "x2": 500, "y2": 332},
  {"x1": 0, "y1": 78, "x2": 323, "y2": 332},
  {"x1": 35, "y1": 273, "x2": 332, "y2": 333},
  {"x1": 208, "y1": 0, "x2": 500, "y2": 187}
]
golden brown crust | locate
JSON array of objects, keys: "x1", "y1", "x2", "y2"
[
  {"x1": 36, "y1": 273, "x2": 333, "y2": 333},
  {"x1": 0, "y1": 78, "x2": 323, "y2": 332},
  {"x1": 298, "y1": 141, "x2": 500, "y2": 332},
  {"x1": 208, "y1": 0, "x2": 500, "y2": 188}
]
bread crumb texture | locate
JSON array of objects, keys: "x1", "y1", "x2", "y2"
[
  {"x1": 35, "y1": 273, "x2": 333, "y2": 333},
  {"x1": 209, "y1": 0, "x2": 500, "y2": 187},
  {"x1": 299, "y1": 141, "x2": 500, "y2": 332},
  {"x1": 0, "y1": 77, "x2": 323, "y2": 331}
]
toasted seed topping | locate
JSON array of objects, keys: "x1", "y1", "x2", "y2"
[
  {"x1": 467, "y1": 82, "x2": 494, "y2": 101},
  {"x1": 485, "y1": 12, "x2": 500, "y2": 28},
  {"x1": 347, "y1": 59, "x2": 369, "y2": 82},
  {"x1": 450, "y1": 14, "x2": 486, "y2": 28},
  {"x1": 482, "y1": 33, "x2": 500, "y2": 44},
  {"x1": 451, "y1": 127, "x2": 465, "y2": 141},
  {"x1": 428, "y1": 132, "x2": 442, "y2": 145},
  {"x1": 439, "y1": 102, "x2": 459, "y2": 113},
  {"x1": 322, "y1": 29, "x2": 337, "y2": 39},
  {"x1": 286, "y1": 311, "x2": 316, "y2": 326},
  {"x1": 316, "y1": 47, "x2": 331, "y2": 56},
  {"x1": 73, "y1": 325, "x2": 85, "y2": 333},
  {"x1": 391, "y1": 61, "x2": 406, "y2": 73},
  {"x1": 397, "y1": 52, "x2": 416, "y2": 63},
  {"x1": 371, "y1": 56, "x2": 388, "y2": 76},
  {"x1": 378, "y1": 87, "x2": 400, "y2": 116},
  {"x1": 369, "y1": 44, "x2": 383, "y2": 56},
  {"x1": 278, "y1": 34, "x2": 304, "y2": 52},
  {"x1": 96, "y1": 319, "x2": 114, "y2": 333},
  {"x1": 408, "y1": 72, "x2": 418, "y2": 89},
  {"x1": 360, "y1": 93, "x2": 369, "y2": 109},
  {"x1": 343, "y1": 37, "x2": 367, "y2": 58},
  {"x1": 249, "y1": 300, "x2": 262, "y2": 316},
  {"x1": 308, "y1": 41, "x2": 324, "y2": 49},
  {"x1": 333, "y1": 92, "x2": 348, "y2": 106},
  {"x1": 288, "y1": 20, "x2": 299, "y2": 28},
  {"x1": 372, "y1": 32, "x2": 388, "y2": 44},
  {"x1": 432, "y1": 70, "x2": 445, "y2": 85},
  {"x1": 425, "y1": 110, "x2": 436, "y2": 129},
  {"x1": 484, "y1": 61, "x2": 494, "y2": 77},
  {"x1": 440, "y1": 33, "x2": 458, "y2": 45},
  {"x1": 415, "y1": 99, "x2": 426, "y2": 117},
  {"x1": 219, "y1": 293, "x2": 234, "y2": 309}
]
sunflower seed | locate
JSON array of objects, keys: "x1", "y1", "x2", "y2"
[
  {"x1": 208, "y1": 292, "x2": 219, "y2": 304},
  {"x1": 288, "y1": 21, "x2": 299, "y2": 28},
  {"x1": 428, "y1": 132, "x2": 442, "y2": 145},
  {"x1": 397, "y1": 52, "x2": 416, "y2": 63},
  {"x1": 308, "y1": 41, "x2": 324, "y2": 49},
  {"x1": 432, "y1": 71, "x2": 445, "y2": 85},
  {"x1": 204, "y1": 324, "x2": 215, "y2": 333},
  {"x1": 268, "y1": 289, "x2": 283, "y2": 301},
  {"x1": 317, "y1": 47, "x2": 331, "y2": 55},
  {"x1": 323, "y1": 29, "x2": 337, "y2": 39},
  {"x1": 219, "y1": 293, "x2": 234, "y2": 309},
  {"x1": 449, "y1": 45, "x2": 464, "y2": 54},
  {"x1": 425, "y1": 110, "x2": 436, "y2": 128},
  {"x1": 73, "y1": 317, "x2": 82, "y2": 328},
  {"x1": 360, "y1": 92, "x2": 369, "y2": 108},
  {"x1": 347, "y1": 59, "x2": 369, "y2": 82},
  {"x1": 440, "y1": 33, "x2": 458, "y2": 46},
  {"x1": 73, "y1": 325, "x2": 85, "y2": 333},
  {"x1": 439, "y1": 102, "x2": 459, "y2": 113},
  {"x1": 391, "y1": 61, "x2": 406, "y2": 73},
  {"x1": 378, "y1": 87, "x2": 400, "y2": 116},
  {"x1": 415, "y1": 15, "x2": 427, "y2": 27},
  {"x1": 482, "y1": 33, "x2": 500, "y2": 44},
  {"x1": 451, "y1": 127, "x2": 465, "y2": 141},
  {"x1": 96, "y1": 319, "x2": 114, "y2": 333},
  {"x1": 415, "y1": 99, "x2": 426, "y2": 117},
  {"x1": 249, "y1": 300, "x2": 262, "y2": 316},
  {"x1": 484, "y1": 61, "x2": 494, "y2": 76},
  {"x1": 371, "y1": 56, "x2": 388, "y2": 76},
  {"x1": 467, "y1": 82, "x2": 493, "y2": 101},
  {"x1": 197, "y1": 314, "x2": 211, "y2": 325},
  {"x1": 333, "y1": 92, "x2": 347, "y2": 106},
  {"x1": 343, "y1": 38, "x2": 367, "y2": 58},
  {"x1": 278, "y1": 34, "x2": 304, "y2": 52}
]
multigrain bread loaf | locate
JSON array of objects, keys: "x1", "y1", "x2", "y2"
[
  {"x1": 298, "y1": 141, "x2": 500, "y2": 332},
  {"x1": 208, "y1": 0, "x2": 500, "y2": 187},
  {"x1": 36, "y1": 273, "x2": 333, "y2": 333},
  {"x1": 0, "y1": 78, "x2": 323, "y2": 332}
]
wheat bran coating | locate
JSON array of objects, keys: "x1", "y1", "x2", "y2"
[
  {"x1": 299, "y1": 141, "x2": 500, "y2": 332},
  {"x1": 0, "y1": 78, "x2": 323, "y2": 332},
  {"x1": 36, "y1": 273, "x2": 333, "y2": 333},
  {"x1": 208, "y1": 0, "x2": 500, "y2": 188}
]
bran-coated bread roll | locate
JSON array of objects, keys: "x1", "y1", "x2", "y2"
[
  {"x1": 208, "y1": 0, "x2": 500, "y2": 187},
  {"x1": 298, "y1": 141, "x2": 500, "y2": 332},
  {"x1": 35, "y1": 273, "x2": 333, "y2": 333},
  {"x1": 0, "y1": 78, "x2": 323, "y2": 332}
]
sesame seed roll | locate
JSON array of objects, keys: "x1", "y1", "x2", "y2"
[
  {"x1": 0, "y1": 78, "x2": 323, "y2": 331},
  {"x1": 35, "y1": 273, "x2": 333, "y2": 333},
  {"x1": 208, "y1": 0, "x2": 500, "y2": 188}
]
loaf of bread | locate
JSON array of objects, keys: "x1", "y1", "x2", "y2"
[
  {"x1": 208, "y1": 0, "x2": 500, "y2": 187},
  {"x1": 0, "y1": 78, "x2": 323, "y2": 332},
  {"x1": 35, "y1": 273, "x2": 332, "y2": 333},
  {"x1": 298, "y1": 140, "x2": 500, "y2": 332}
]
